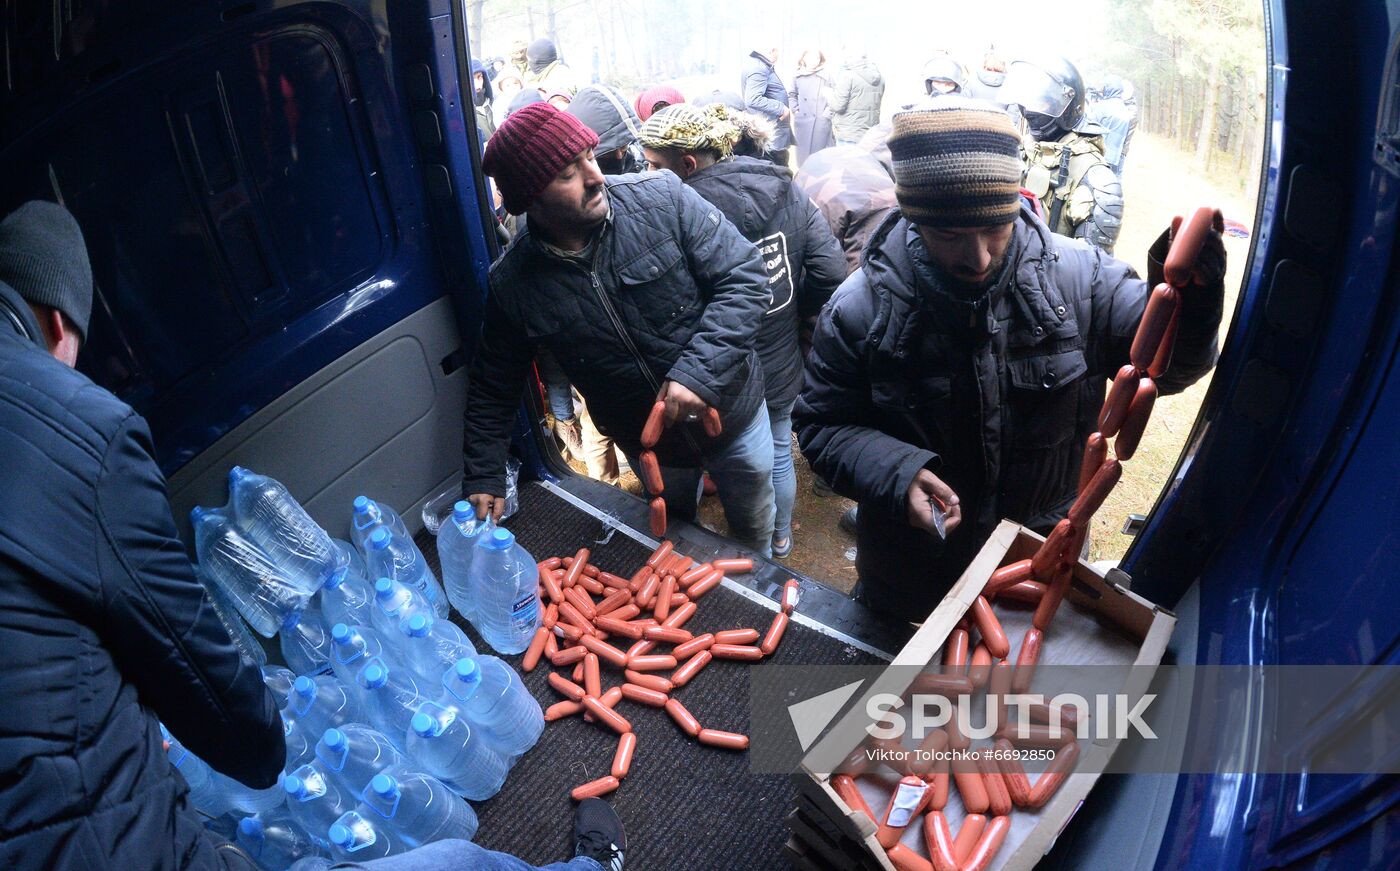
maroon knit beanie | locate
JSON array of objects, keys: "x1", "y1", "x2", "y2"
[{"x1": 483, "y1": 102, "x2": 600, "y2": 215}]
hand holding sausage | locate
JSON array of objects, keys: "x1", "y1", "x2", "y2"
[
  {"x1": 657, "y1": 380, "x2": 709, "y2": 427},
  {"x1": 905, "y1": 469, "x2": 961, "y2": 536}
]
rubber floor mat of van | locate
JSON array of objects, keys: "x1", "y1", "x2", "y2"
[{"x1": 416, "y1": 482, "x2": 881, "y2": 870}]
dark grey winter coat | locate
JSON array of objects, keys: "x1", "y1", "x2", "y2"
[
  {"x1": 741, "y1": 51, "x2": 794, "y2": 151},
  {"x1": 463, "y1": 172, "x2": 770, "y2": 495},
  {"x1": 829, "y1": 58, "x2": 885, "y2": 143},
  {"x1": 794, "y1": 205, "x2": 1223, "y2": 617}
]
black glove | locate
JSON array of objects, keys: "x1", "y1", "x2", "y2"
[{"x1": 1147, "y1": 216, "x2": 1227, "y2": 292}]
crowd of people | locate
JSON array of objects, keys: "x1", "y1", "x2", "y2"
[{"x1": 464, "y1": 41, "x2": 1183, "y2": 589}]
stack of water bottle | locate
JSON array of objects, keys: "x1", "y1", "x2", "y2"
[{"x1": 180, "y1": 468, "x2": 550, "y2": 865}]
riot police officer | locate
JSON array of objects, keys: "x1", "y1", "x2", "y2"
[{"x1": 1002, "y1": 55, "x2": 1124, "y2": 254}]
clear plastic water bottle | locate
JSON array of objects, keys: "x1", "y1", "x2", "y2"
[
  {"x1": 406, "y1": 700, "x2": 508, "y2": 801},
  {"x1": 284, "y1": 675, "x2": 364, "y2": 740},
  {"x1": 191, "y1": 506, "x2": 316, "y2": 637},
  {"x1": 236, "y1": 807, "x2": 327, "y2": 870},
  {"x1": 320, "y1": 550, "x2": 374, "y2": 633},
  {"x1": 312, "y1": 724, "x2": 406, "y2": 798},
  {"x1": 163, "y1": 727, "x2": 233, "y2": 816},
  {"x1": 332, "y1": 538, "x2": 368, "y2": 581},
  {"x1": 283, "y1": 765, "x2": 357, "y2": 851},
  {"x1": 359, "y1": 771, "x2": 479, "y2": 848},
  {"x1": 396, "y1": 613, "x2": 477, "y2": 685},
  {"x1": 214, "y1": 768, "x2": 286, "y2": 814},
  {"x1": 287, "y1": 858, "x2": 334, "y2": 871},
  {"x1": 355, "y1": 657, "x2": 426, "y2": 747},
  {"x1": 280, "y1": 607, "x2": 333, "y2": 676},
  {"x1": 438, "y1": 501, "x2": 491, "y2": 620},
  {"x1": 365, "y1": 527, "x2": 448, "y2": 618},
  {"x1": 196, "y1": 564, "x2": 268, "y2": 666},
  {"x1": 281, "y1": 716, "x2": 316, "y2": 775},
  {"x1": 328, "y1": 809, "x2": 402, "y2": 860},
  {"x1": 228, "y1": 466, "x2": 338, "y2": 588},
  {"x1": 439, "y1": 656, "x2": 543, "y2": 762},
  {"x1": 350, "y1": 496, "x2": 411, "y2": 555},
  {"x1": 464, "y1": 528, "x2": 542, "y2": 654},
  {"x1": 368, "y1": 577, "x2": 433, "y2": 641},
  {"x1": 327, "y1": 624, "x2": 394, "y2": 689},
  {"x1": 263, "y1": 665, "x2": 298, "y2": 709}
]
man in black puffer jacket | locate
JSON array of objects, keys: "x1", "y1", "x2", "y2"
[
  {"x1": 466, "y1": 104, "x2": 776, "y2": 554},
  {"x1": 0, "y1": 202, "x2": 284, "y2": 870},
  {"x1": 639, "y1": 103, "x2": 846, "y2": 557},
  {"x1": 568, "y1": 84, "x2": 645, "y2": 174},
  {"x1": 795, "y1": 100, "x2": 1225, "y2": 620}
]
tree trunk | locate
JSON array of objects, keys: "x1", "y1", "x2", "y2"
[
  {"x1": 1196, "y1": 59, "x2": 1221, "y2": 164},
  {"x1": 546, "y1": 0, "x2": 559, "y2": 49},
  {"x1": 468, "y1": 0, "x2": 484, "y2": 60}
]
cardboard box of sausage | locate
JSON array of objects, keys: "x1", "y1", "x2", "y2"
[{"x1": 788, "y1": 519, "x2": 1177, "y2": 871}]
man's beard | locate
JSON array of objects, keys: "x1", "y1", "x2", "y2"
[{"x1": 932, "y1": 250, "x2": 1011, "y2": 300}]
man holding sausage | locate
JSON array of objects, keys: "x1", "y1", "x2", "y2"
[
  {"x1": 463, "y1": 103, "x2": 777, "y2": 555},
  {"x1": 794, "y1": 99, "x2": 1226, "y2": 619}
]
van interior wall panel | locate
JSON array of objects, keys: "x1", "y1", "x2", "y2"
[
  {"x1": 419, "y1": 483, "x2": 884, "y2": 869},
  {"x1": 167, "y1": 297, "x2": 466, "y2": 541}
]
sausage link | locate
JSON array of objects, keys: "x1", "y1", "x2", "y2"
[
  {"x1": 1032, "y1": 559, "x2": 1076, "y2": 630},
  {"x1": 951, "y1": 814, "x2": 987, "y2": 866},
  {"x1": 609, "y1": 604, "x2": 641, "y2": 622},
  {"x1": 670, "y1": 649, "x2": 712, "y2": 687},
  {"x1": 875, "y1": 775, "x2": 931, "y2": 849},
  {"x1": 1030, "y1": 518, "x2": 1077, "y2": 581},
  {"x1": 970, "y1": 596, "x2": 1010, "y2": 659},
  {"x1": 583, "y1": 653, "x2": 601, "y2": 699},
  {"x1": 645, "y1": 540, "x2": 673, "y2": 569},
  {"x1": 711, "y1": 557, "x2": 754, "y2": 574},
  {"x1": 1130, "y1": 283, "x2": 1181, "y2": 372},
  {"x1": 781, "y1": 578, "x2": 800, "y2": 614},
  {"x1": 643, "y1": 625, "x2": 691, "y2": 645},
  {"x1": 996, "y1": 723, "x2": 1076, "y2": 749},
  {"x1": 543, "y1": 602, "x2": 558, "y2": 629},
  {"x1": 538, "y1": 556, "x2": 563, "y2": 571},
  {"x1": 522, "y1": 627, "x2": 549, "y2": 672},
  {"x1": 640, "y1": 400, "x2": 666, "y2": 449},
  {"x1": 557, "y1": 602, "x2": 595, "y2": 635},
  {"x1": 702, "y1": 406, "x2": 723, "y2": 438},
  {"x1": 1099, "y1": 364, "x2": 1141, "y2": 437},
  {"x1": 638, "y1": 450, "x2": 664, "y2": 495},
  {"x1": 625, "y1": 654, "x2": 676, "y2": 673},
  {"x1": 544, "y1": 699, "x2": 583, "y2": 721},
  {"x1": 968, "y1": 643, "x2": 992, "y2": 691},
  {"x1": 661, "y1": 601, "x2": 697, "y2": 628},
  {"x1": 578, "y1": 576, "x2": 605, "y2": 596},
  {"x1": 635, "y1": 573, "x2": 661, "y2": 609},
  {"x1": 611, "y1": 732, "x2": 637, "y2": 779},
  {"x1": 984, "y1": 559, "x2": 1034, "y2": 596},
  {"x1": 598, "y1": 571, "x2": 631, "y2": 591},
  {"x1": 977, "y1": 757, "x2": 1012, "y2": 817},
  {"x1": 830, "y1": 774, "x2": 876, "y2": 822},
  {"x1": 649, "y1": 497, "x2": 667, "y2": 537},
  {"x1": 1147, "y1": 305, "x2": 1180, "y2": 378},
  {"x1": 714, "y1": 629, "x2": 760, "y2": 645},
  {"x1": 686, "y1": 570, "x2": 723, "y2": 599},
  {"x1": 1078, "y1": 431, "x2": 1108, "y2": 495},
  {"x1": 988, "y1": 660, "x2": 1014, "y2": 732},
  {"x1": 943, "y1": 628, "x2": 969, "y2": 673},
  {"x1": 625, "y1": 639, "x2": 655, "y2": 660},
  {"x1": 909, "y1": 674, "x2": 974, "y2": 696},
  {"x1": 550, "y1": 644, "x2": 587, "y2": 667},
  {"x1": 679, "y1": 562, "x2": 713, "y2": 585},
  {"x1": 563, "y1": 585, "x2": 596, "y2": 621},
  {"x1": 570, "y1": 775, "x2": 620, "y2": 801},
  {"x1": 539, "y1": 565, "x2": 564, "y2": 604},
  {"x1": 711, "y1": 643, "x2": 764, "y2": 661},
  {"x1": 920, "y1": 810, "x2": 959, "y2": 871},
  {"x1": 909, "y1": 727, "x2": 948, "y2": 779},
  {"x1": 664, "y1": 698, "x2": 701, "y2": 736},
  {"x1": 994, "y1": 739, "x2": 1032, "y2": 806},
  {"x1": 619, "y1": 682, "x2": 669, "y2": 707},
  {"x1": 579, "y1": 634, "x2": 629, "y2": 668},
  {"x1": 887, "y1": 844, "x2": 936, "y2": 871},
  {"x1": 547, "y1": 672, "x2": 586, "y2": 701},
  {"x1": 958, "y1": 814, "x2": 1011, "y2": 871},
  {"x1": 951, "y1": 758, "x2": 989, "y2": 813},
  {"x1": 581, "y1": 695, "x2": 631, "y2": 734},
  {"x1": 1012, "y1": 628, "x2": 1043, "y2": 694},
  {"x1": 697, "y1": 728, "x2": 749, "y2": 750},
  {"x1": 623, "y1": 669, "x2": 672, "y2": 693},
  {"x1": 1025, "y1": 741, "x2": 1080, "y2": 807},
  {"x1": 563, "y1": 548, "x2": 590, "y2": 590},
  {"x1": 759, "y1": 612, "x2": 789, "y2": 655},
  {"x1": 1164, "y1": 206, "x2": 1218, "y2": 286},
  {"x1": 998, "y1": 579, "x2": 1048, "y2": 605},
  {"x1": 594, "y1": 615, "x2": 644, "y2": 640},
  {"x1": 595, "y1": 589, "x2": 632, "y2": 616},
  {"x1": 671, "y1": 632, "x2": 714, "y2": 660},
  {"x1": 1114, "y1": 377, "x2": 1158, "y2": 461},
  {"x1": 654, "y1": 576, "x2": 676, "y2": 622},
  {"x1": 544, "y1": 631, "x2": 559, "y2": 660}
]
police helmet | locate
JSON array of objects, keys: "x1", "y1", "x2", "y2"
[
  {"x1": 1000, "y1": 55, "x2": 1086, "y2": 140},
  {"x1": 922, "y1": 56, "x2": 969, "y2": 95}
]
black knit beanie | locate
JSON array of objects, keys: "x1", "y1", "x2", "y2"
[{"x1": 0, "y1": 201, "x2": 93, "y2": 341}]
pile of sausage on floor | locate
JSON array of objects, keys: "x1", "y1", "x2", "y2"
[{"x1": 520, "y1": 540, "x2": 799, "y2": 801}]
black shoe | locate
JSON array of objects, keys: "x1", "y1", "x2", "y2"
[
  {"x1": 812, "y1": 476, "x2": 835, "y2": 497},
  {"x1": 574, "y1": 797, "x2": 625, "y2": 871},
  {"x1": 839, "y1": 505, "x2": 858, "y2": 536}
]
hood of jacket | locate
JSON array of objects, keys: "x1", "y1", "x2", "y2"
[
  {"x1": 846, "y1": 58, "x2": 882, "y2": 87},
  {"x1": 567, "y1": 84, "x2": 642, "y2": 152},
  {"x1": 527, "y1": 38, "x2": 558, "y2": 73},
  {"x1": 748, "y1": 50, "x2": 776, "y2": 69},
  {"x1": 685, "y1": 156, "x2": 791, "y2": 239},
  {"x1": 470, "y1": 58, "x2": 494, "y2": 106}
]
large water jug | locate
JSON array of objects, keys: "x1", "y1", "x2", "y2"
[
  {"x1": 280, "y1": 608, "x2": 332, "y2": 676},
  {"x1": 327, "y1": 809, "x2": 402, "y2": 860},
  {"x1": 396, "y1": 613, "x2": 477, "y2": 685},
  {"x1": 319, "y1": 555, "x2": 374, "y2": 632},
  {"x1": 214, "y1": 769, "x2": 285, "y2": 814},
  {"x1": 464, "y1": 528, "x2": 541, "y2": 654},
  {"x1": 438, "y1": 502, "x2": 491, "y2": 620},
  {"x1": 313, "y1": 724, "x2": 406, "y2": 798},
  {"x1": 332, "y1": 538, "x2": 368, "y2": 581},
  {"x1": 355, "y1": 658, "x2": 426, "y2": 747},
  {"x1": 235, "y1": 807, "x2": 326, "y2": 871},
  {"x1": 284, "y1": 675, "x2": 364, "y2": 739},
  {"x1": 281, "y1": 716, "x2": 316, "y2": 775},
  {"x1": 196, "y1": 564, "x2": 268, "y2": 666},
  {"x1": 368, "y1": 577, "x2": 433, "y2": 640},
  {"x1": 439, "y1": 656, "x2": 543, "y2": 761},
  {"x1": 359, "y1": 771, "x2": 479, "y2": 848},
  {"x1": 327, "y1": 624, "x2": 394, "y2": 689},
  {"x1": 287, "y1": 858, "x2": 334, "y2": 871},
  {"x1": 365, "y1": 527, "x2": 448, "y2": 618},
  {"x1": 406, "y1": 700, "x2": 508, "y2": 801},
  {"x1": 191, "y1": 506, "x2": 315, "y2": 637},
  {"x1": 262, "y1": 665, "x2": 297, "y2": 709},
  {"x1": 283, "y1": 765, "x2": 357, "y2": 851},
  {"x1": 163, "y1": 727, "x2": 232, "y2": 816},
  {"x1": 228, "y1": 466, "x2": 337, "y2": 588},
  {"x1": 350, "y1": 496, "x2": 411, "y2": 554}
]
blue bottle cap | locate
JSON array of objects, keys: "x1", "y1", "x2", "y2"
[
  {"x1": 322, "y1": 728, "x2": 346, "y2": 750},
  {"x1": 411, "y1": 711, "x2": 436, "y2": 736},
  {"x1": 368, "y1": 528, "x2": 390, "y2": 549},
  {"x1": 362, "y1": 663, "x2": 387, "y2": 687},
  {"x1": 293, "y1": 676, "x2": 315, "y2": 698},
  {"x1": 353, "y1": 495, "x2": 370, "y2": 514},
  {"x1": 282, "y1": 774, "x2": 304, "y2": 796},
  {"x1": 405, "y1": 614, "x2": 431, "y2": 637},
  {"x1": 481, "y1": 527, "x2": 514, "y2": 550},
  {"x1": 238, "y1": 817, "x2": 262, "y2": 837},
  {"x1": 454, "y1": 657, "x2": 479, "y2": 679},
  {"x1": 452, "y1": 500, "x2": 473, "y2": 522},
  {"x1": 228, "y1": 465, "x2": 248, "y2": 483},
  {"x1": 331, "y1": 623, "x2": 351, "y2": 642},
  {"x1": 374, "y1": 578, "x2": 395, "y2": 598},
  {"x1": 328, "y1": 824, "x2": 353, "y2": 847},
  {"x1": 189, "y1": 506, "x2": 207, "y2": 523},
  {"x1": 370, "y1": 773, "x2": 396, "y2": 797}
]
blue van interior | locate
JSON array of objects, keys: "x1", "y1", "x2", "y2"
[{"x1": 2, "y1": 0, "x2": 1397, "y2": 866}]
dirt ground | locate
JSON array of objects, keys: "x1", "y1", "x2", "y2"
[{"x1": 560, "y1": 132, "x2": 1259, "y2": 593}]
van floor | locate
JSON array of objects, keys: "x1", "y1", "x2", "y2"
[{"x1": 417, "y1": 481, "x2": 891, "y2": 870}]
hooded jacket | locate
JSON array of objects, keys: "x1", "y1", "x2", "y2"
[
  {"x1": 462, "y1": 171, "x2": 771, "y2": 495},
  {"x1": 741, "y1": 51, "x2": 794, "y2": 151},
  {"x1": 568, "y1": 85, "x2": 643, "y2": 155},
  {"x1": 524, "y1": 38, "x2": 577, "y2": 94},
  {"x1": 794, "y1": 205, "x2": 1223, "y2": 617},
  {"x1": 685, "y1": 156, "x2": 846, "y2": 409},
  {"x1": 0, "y1": 277, "x2": 283, "y2": 868},
  {"x1": 829, "y1": 58, "x2": 885, "y2": 142}
]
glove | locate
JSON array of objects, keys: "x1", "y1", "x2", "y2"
[{"x1": 1147, "y1": 212, "x2": 1227, "y2": 291}]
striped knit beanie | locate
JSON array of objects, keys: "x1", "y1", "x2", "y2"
[
  {"x1": 483, "y1": 102, "x2": 600, "y2": 215},
  {"x1": 887, "y1": 99, "x2": 1023, "y2": 227}
]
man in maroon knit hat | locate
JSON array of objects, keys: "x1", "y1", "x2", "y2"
[{"x1": 462, "y1": 103, "x2": 779, "y2": 556}]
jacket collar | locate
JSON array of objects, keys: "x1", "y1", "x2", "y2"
[{"x1": 0, "y1": 279, "x2": 44, "y2": 348}]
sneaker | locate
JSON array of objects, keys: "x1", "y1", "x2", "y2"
[
  {"x1": 839, "y1": 505, "x2": 858, "y2": 536},
  {"x1": 554, "y1": 417, "x2": 584, "y2": 462},
  {"x1": 772, "y1": 535, "x2": 793, "y2": 558},
  {"x1": 574, "y1": 797, "x2": 626, "y2": 871}
]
